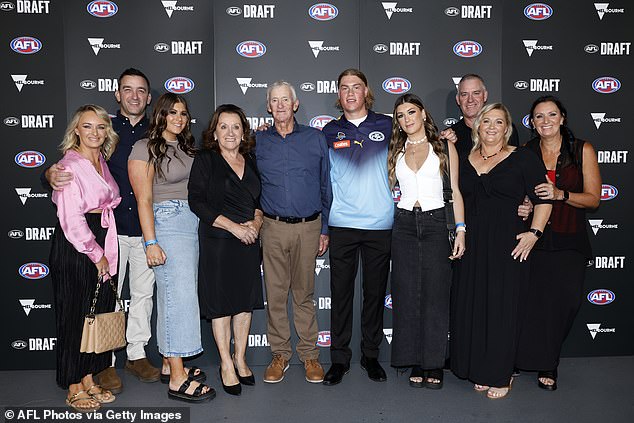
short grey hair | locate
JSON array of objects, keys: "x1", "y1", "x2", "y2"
[{"x1": 266, "y1": 80, "x2": 297, "y2": 103}]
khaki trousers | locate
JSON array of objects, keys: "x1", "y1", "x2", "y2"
[{"x1": 261, "y1": 216, "x2": 321, "y2": 362}]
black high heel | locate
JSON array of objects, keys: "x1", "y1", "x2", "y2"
[
  {"x1": 537, "y1": 369, "x2": 558, "y2": 391},
  {"x1": 219, "y1": 368, "x2": 241, "y2": 396},
  {"x1": 231, "y1": 354, "x2": 255, "y2": 386}
]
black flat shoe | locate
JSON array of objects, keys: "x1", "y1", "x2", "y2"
[
  {"x1": 360, "y1": 355, "x2": 387, "y2": 382},
  {"x1": 323, "y1": 363, "x2": 350, "y2": 386},
  {"x1": 409, "y1": 366, "x2": 426, "y2": 388},
  {"x1": 235, "y1": 367, "x2": 256, "y2": 386},
  {"x1": 219, "y1": 368, "x2": 241, "y2": 396},
  {"x1": 161, "y1": 366, "x2": 207, "y2": 384},
  {"x1": 537, "y1": 370, "x2": 558, "y2": 391},
  {"x1": 423, "y1": 368, "x2": 443, "y2": 390}
]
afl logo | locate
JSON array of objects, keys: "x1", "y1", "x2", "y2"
[
  {"x1": 309, "y1": 3, "x2": 338, "y2": 21},
  {"x1": 19, "y1": 262, "x2": 49, "y2": 279},
  {"x1": 8, "y1": 229, "x2": 24, "y2": 239},
  {"x1": 316, "y1": 330, "x2": 331, "y2": 347},
  {"x1": 444, "y1": 7, "x2": 459, "y2": 17},
  {"x1": 309, "y1": 115, "x2": 335, "y2": 130},
  {"x1": 373, "y1": 43, "x2": 388, "y2": 53},
  {"x1": 522, "y1": 114, "x2": 531, "y2": 128},
  {"x1": 600, "y1": 184, "x2": 618, "y2": 200},
  {"x1": 384, "y1": 294, "x2": 393, "y2": 309},
  {"x1": 443, "y1": 118, "x2": 458, "y2": 127},
  {"x1": 369, "y1": 131, "x2": 385, "y2": 142},
  {"x1": 300, "y1": 82, "x2": 315, "y2": 92},
  {"x1": 226, "y1": 6, "x2": 242, "y2": 16},
  {"x1": 154, "y1": 42, "x2": 169, "y2": 53},
  {"x1": 165, "y1": 76, "x2": 194, "y2": 94},
  {"x1": 236, "y1": 40, "x2": 266, "y2": 58},
  {"x1": 15, "y1": 151, "x2": 46, "y2": 168},
  {"x1": 592, "y1": 77, "x2": 620, "y2": 94},
  {"x1": 80, "y1": 80, "x2": 97, "y2": 90},
  {"x1": 382, "y1": 77, "x2": 411, "y2": 94},
  {"x1": 587, "y1": 289, "x2": 615, "y2": 305},
  {"x1": 524, "y1": 3, "x2": 553, "y2": 20},
  {"x1": 1, "y1": 2, "x2": 16, "y2": 11},
  {"x1": 10, "y1": 36, "x2": 42, "y2": 54},
  {"x1": 584, "y1": 44, "x2": 599, "y2": 54},
  {"x1": 87, "y1": 1, "x2": 118, "y2": 17},
  {"x1": 12, "y1": 340, "x2": 27, "y2": 350},
  {"x1": 4, "y1": 116, "x2": 19, "y2": 126},
  {"x1": 514, "y1": 80, "x2": 529, "y2": 90},
  {"x1": 453, "y1": 40, "x2": 482, "y2": 57}
]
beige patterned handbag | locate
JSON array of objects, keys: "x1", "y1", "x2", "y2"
[{"x1": 80, "y1": 276, "x2": 126, "y2": 354}]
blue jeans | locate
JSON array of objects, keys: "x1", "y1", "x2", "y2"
[{"x1": 152, "y1": 200, "x2": 202, "y2": 357}]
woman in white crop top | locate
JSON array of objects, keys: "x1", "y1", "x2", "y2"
[{"x1": 387, "y1": 93, "x2": 465, "y2": 390}]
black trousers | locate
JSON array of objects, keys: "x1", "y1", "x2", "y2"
[{"x1": 328, "y1": 227, "x2": 391, "y2": 364}]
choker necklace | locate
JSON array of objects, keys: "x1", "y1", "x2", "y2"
[
  {"x1": 479, "y1": 145, "x2": 503, "y2": 160},
  {"x1": 406, "y1": 137, "x2": 427, "y2": 146}
]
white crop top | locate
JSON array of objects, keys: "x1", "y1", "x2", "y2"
[{"x1": 395, "y1": 147, "x2": 445, "y2": 211}]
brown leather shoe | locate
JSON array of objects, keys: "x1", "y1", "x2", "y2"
[
  {"x1": 125, "y1": 358, "x2": 160, "y2": 383},
  {"x1": 263, "y1": 355, "x2": 289, "y2": 384},
  {"x1": 304, "y1": 359, "x2": 324, "y2": 383},
  {"x1": 95, "y1": 367, "x2": 122, "y2": 394}
]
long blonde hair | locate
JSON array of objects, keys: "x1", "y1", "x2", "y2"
[
  {"x1": 59, "y1": 104, "x2": 118, "y2": 160},
  {"x1": 471, "y1": 103, "x2": 513, "y2": 154},
  {"x1": 387, "y1": 93, "x2": 447, "y2": 188}
]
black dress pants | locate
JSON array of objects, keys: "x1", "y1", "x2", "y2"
[{"x1": 328, "y1": 227, "x2": 391, "y2": 364}]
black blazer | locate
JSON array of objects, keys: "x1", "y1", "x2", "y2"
[{"x1": 188, "y1": 149, "x2": 260, "y2": 238}]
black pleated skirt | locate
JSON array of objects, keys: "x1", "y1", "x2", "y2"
[{"x1": 50, "y1": 213, "x2": 116, "y2": 389}]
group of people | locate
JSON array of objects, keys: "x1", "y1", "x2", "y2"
[{"x1": 46, "y1": 68, "x2": 601, "y2": 411}]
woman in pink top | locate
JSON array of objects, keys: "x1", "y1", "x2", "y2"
[{"x1": 49, "y1": 105, "x2": 121, "y2": 412}]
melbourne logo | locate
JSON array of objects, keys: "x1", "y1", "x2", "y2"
[
  {"x1": 384, "y1": 294, "x2": 392, "y2": 309},
  {"x1": 15, "y1": 187, "x2": 48, "y2": 205},
  {"x1": 19, "y1": 262, "x2": 49, "y2": 279},
  {"x1": 15, "y1": 151, "x2": 46, "y2": 168},
  {"x1": 87, "y1": 1, "x2": 118, "y2": 17},
  {"x1": 87, "y1": 37, "x2": 121, "y2": 55},
  {"x1": 594, "y1": 3, "x2": 625, "y2": 20},
  {"x1": 453, "y1": 40, "x2": 482, "y2": 57},
  {"x1": 592, "y1": 77, "x2": 621, "y2": 93},
  {"x1": 383, "y1": 328, "x2": 393, "y2": 344},
  {"x1": 309, "y1": 115, "x2": 334, "y2": 130},
  {"x1": 161, "y1": 0, "x2": 194, "y2": 18},
  {"x1": 316, "y1": 330, "x2": 331, "y2": 347},
  {"x1": 523, "y1": 39, "x2": 553, "y2": 57},
  {"x1": 11, "y1": 74, "x2": 44, "y2": 92},
  {"x1": 10, "y1": 36, "x2": 42, "y2": 54},
  {"x1": 309, "y1": 3, "x2": 337, "y2": 20},
  {"x1": 600, "y1": 184, "x2": 618, "y2": 200},
  {"x1": 591, "y1": 112, "x2": 621, "y2": 129},
  {"x1": 236, "y1": 40, "x2": 266, "y2": 58},
  {"x1": 19, "y1": 299, "x2": 52, "y2": 316},
  {"x1": 524, "y1": 3, "x2": 553, "y2": 20},
  {"x1": 381, "y1": 2, "x2": 413, "y2": 19},
  {"x1": 315, "y1": 259, "x2": 330, "y2": 275},
  {"x1": 236, "y1": 77, "x2": 267, "y2": 95},
  {"x1": 164, "y1": 76, "x2": 194, "y2": 94},
  {"x1": 588, "y1": 219, "x2": 618, "y2": 235},
  {"x1": 586, "y1": 323, "x2": 615, "y2": 339},
  {"x1": 308, "y1": 40, "x2": 340, "y2": 58},
  {"x1": 587, "y1": 289, "x2": 615, "y2": 305},
  {"x1": 382, "y1": 77, "x2": 411, "y2": 94}
]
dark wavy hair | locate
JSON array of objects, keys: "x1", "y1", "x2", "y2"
[
  {"x1": 146, "y1": 93, "x2": 196, "y2": 179},
  {"x1": 201, "y1": 104, "x2": 255, "y2": 154},
  {"x1": 335, "y1": 68, "x2": 375, "y2": 111},
  {"x1": 529, "y1": 95, "x2": 580, "y2": 167},
  {"x1": 387, "y1": 93, "x2": 446, "y2": 188}
]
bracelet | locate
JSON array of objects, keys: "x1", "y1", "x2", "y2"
[
  {"x1": 455, "y1": 222, "x2": 466, "y2": 228},
  {"x1": 456, "y1": 226, "x2": 467, "y2": 233},
  {"x1": 144, "y1": 239, "x2": 158, "y2": 247}
]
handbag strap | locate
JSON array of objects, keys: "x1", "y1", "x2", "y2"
[
  {"x1": 441, "y1": 139, "x2": 456, "y2": 230},
  {"x1": 88, "y1": 275, "x2": 124, "y2": 317}
]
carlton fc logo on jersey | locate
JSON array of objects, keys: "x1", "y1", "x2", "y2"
[{"x1": 369, "y1": 131, "x2": 385, "y2": 142}]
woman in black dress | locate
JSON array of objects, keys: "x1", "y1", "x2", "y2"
[
  {"x1": 188, "y1": 104, "x2": 264, "y2": 396},
  {"x1": 516, "y1": 96, "x2": 601, "y2": 390},
  {"x1": 450, "y1": 103, "x2": 552, "y2": 399}
]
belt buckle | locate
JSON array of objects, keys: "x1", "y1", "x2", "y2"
[{"x1": 286, "y1": 216, "x2": 300, "y2": 224}]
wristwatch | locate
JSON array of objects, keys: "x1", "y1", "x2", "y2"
[
  {"x1": 529, "y1": 228, "x2": 543, "y2": 238},
  {"x1": 562, "y1": 190, "x2": 570, "y2": 201}
]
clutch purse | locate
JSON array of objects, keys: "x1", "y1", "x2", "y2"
[{"x1": 80, "y1": 276, "x2": 126, "y2": 354}]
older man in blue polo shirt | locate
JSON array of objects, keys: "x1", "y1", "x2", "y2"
[{"x1": 256, "y1": 81, "x2": 332, "y2": 384}]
